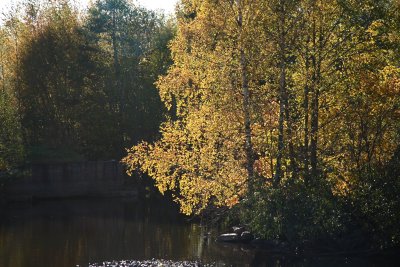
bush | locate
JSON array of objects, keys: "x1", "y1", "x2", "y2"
[{"x1": 239, "y1": 177, "x2": 346, "y2": 245}]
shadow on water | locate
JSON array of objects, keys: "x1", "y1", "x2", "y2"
[{"x1": 0, "y1": 197, "x2": 398, "y2": 267}]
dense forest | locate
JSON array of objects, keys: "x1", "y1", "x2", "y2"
[
  {"x1": 1, "y1": 0, "x2": 400, "y2": 253},
  {"x1": 124, "y1": 0, "x2": 400, "y2": 251},
  {"x1": 0, "y1": 0, "x2": 174, "y2": 168}
]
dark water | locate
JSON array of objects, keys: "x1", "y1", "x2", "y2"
[{"x1": 0, "y1": 198, "x2": 397, "y2": 267}]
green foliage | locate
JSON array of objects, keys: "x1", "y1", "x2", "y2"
[
  {"x1": 0, "y1": 19, "x2": 24, "y2": 172},
  {"x1": 27, "y1": 145, "x2": 84, "y2": 163},
  {"x1": 18, "y1": 3, "x2": 114, "y2": 156},
  {"x1": 347, "y1": 154, "x2": 400, "y2": 248},
  {"x1": 85, "y1": 0, "x2": 172, "y2": 149},
  {"x1": 0, "y1": 90, "x2": 24, "y2": 171},
  {"x1": 0, "y1": 0, "x2": 175, "y2": 161},
  {"x1": 240, "y1": 178, "x2": 345, "y2": 243}
]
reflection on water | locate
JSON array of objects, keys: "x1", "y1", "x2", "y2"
[{"x1": 0, "y1": 198, "x2": 397, "y2": 267}]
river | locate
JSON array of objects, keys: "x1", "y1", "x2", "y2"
[{"x1": 0, "y1": 197, "x2": 396, "y2": 267}]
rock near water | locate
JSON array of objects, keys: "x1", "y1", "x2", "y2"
[{"x1": 217, "y1": 226, "x2": 254, "y2": 243}]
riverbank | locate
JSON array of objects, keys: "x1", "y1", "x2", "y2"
[{"x1": 0, "y1": 161, "x2": 138, "y2": 202}]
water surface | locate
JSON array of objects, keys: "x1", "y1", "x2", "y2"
[{"x1": 0, "y1": 197, "x2": 397, "y2": 267}]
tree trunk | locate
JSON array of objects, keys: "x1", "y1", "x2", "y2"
[
  {"x1": 237, "y1": 0, "x2": 255, "y2": 194},
  {"x1": 285, "y1": 91, "x2": 298, "y2": 178},
  {"x1": 310, "y1": 18, "x2": 320, "y2": 180},
  {"x1": 111, "y1": 9, "x2": 125, "y2": 150},
  {"x1": 274, "y1": 0, "x2": 287, "y2": 186},
  {"x1": 275, "y1": 59, "x2": 286, "y2": 185},
  {"x1": 303, "y1": 37, "x2": 310, "y2": 182}
]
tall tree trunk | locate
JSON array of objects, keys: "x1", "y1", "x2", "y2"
[
  {"x1": 111, "y1": 9, "x2": 125, "y2": 150},
  {"x1": 284, "y1": 90, "x2": 298, "y2": 178},
  {"x1": 303, "y1": 37, "x2": 310, "y2": 182},
  {"x1": 310, "y1": 17, "x2": 320, "y2": 180},
  {"x1": 237, "y1": 0, "x2": 255, "y2": 194},
  {"x1": 310, "y1": 82, "x2": 319, "y2": 179},
  {"x1": 241, "y1": 49, "x2": 255, "y2": 193},
  {"x1": 274, "y1": 0, "x2": 286, "y2": 186},
  {"x1": 111, "y1": 10, "x2": 120, "y2": 86},
  {"x1": 0, "y1": 49, "x2": 5, "y2": 94},
  {"x1": 275, "y1": 59, "x2": 286, "y2": 185}
]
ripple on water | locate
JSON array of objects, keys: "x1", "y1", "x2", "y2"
[{"x1": 87, "y1": 259, "x2": 215, "y2": 267}]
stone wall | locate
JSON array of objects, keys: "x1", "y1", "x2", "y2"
[{"x1": 2, "y1": 161, "x2": 138, "y2": 201}]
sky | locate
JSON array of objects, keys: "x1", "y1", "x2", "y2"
[{"x1": 0, "y1": 0, "x2": 178, "y2": 15}]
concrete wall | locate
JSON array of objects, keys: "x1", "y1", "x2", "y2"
[{"x1": 2, "y1": 161, "x2": 138, "y2": 201}]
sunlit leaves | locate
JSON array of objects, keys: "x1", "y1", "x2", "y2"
[{"x1": 124, "y1": 0, "x2": 400, "y2": 247}]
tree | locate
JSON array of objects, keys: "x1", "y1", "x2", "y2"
[
  {"x1": 13, "y1": 0, "x2": 173, "y2": 160},
  {"x1": 0, "y1": 27, "x2": 24, "y2": 171},
  {"x1": 124, "y1": 0, "x2": 400, "y2": 248},
  {"x1": 86, "y1": 0, "x2": 170, "y2": 151},
  {"x1": 124, "y1": 0, "x2": 272, "y2": 214}
]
